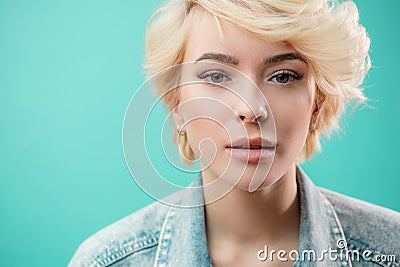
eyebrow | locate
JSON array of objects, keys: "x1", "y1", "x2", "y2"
[
  {"x1": 195, "y1": 53, "x2": 239, "y2": 65},
  {"x1": 195, "y1": 52, "x2": 306, "y2": 65},
  {"x1": 264, "y1": 52, "x2": 307, "y2": 64}
]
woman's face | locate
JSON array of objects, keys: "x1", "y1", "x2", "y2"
[{"x1": 174, "y1": 11, "x2": 316, "y2": 192}]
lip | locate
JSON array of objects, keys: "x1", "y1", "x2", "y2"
[{"x1": 226, "y1": 137, "x2": 275, "y2": 163}]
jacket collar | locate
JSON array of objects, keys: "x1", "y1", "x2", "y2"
[
  {"x1": 295, "y1": 167, "x2": 351, "y2": 266},
  {"x1": 154, "y1": 166, "x2": 351, "y2": 266},
  {"x1": 154, "y1": 176, "x2": 212, "y2": 267}
]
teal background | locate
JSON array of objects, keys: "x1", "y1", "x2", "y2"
[{"x1": 0, "y1": 1, "x2": 399, "y2": 266}]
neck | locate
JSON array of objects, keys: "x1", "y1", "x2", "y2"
[{"x1": 203, "y1": 164, "x2": 300, "y2": 246}]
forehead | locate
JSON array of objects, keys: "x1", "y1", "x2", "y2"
[{"x1": 183, "y1": 9, "x2": 296, "y2": 62}]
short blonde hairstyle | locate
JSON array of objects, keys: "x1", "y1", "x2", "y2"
[{"x1": 144, "y1": 0, "x2": 370, "y2": 161}]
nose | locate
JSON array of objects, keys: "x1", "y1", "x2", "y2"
[
  {"x1": 230, "y1": 74, "x2": 269, "y2": 124},
  {"x1": 237, "y1": 104, "x2": 268, "y2": 123},
  {"x1": 236, "y1": 93, "x2": 268, "y2": 123}
]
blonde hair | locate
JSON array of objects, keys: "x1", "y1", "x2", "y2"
[{"x1": 144, "y1": 0, "x2": 370, "y2": 161}]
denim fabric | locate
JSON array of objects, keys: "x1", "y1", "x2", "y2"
[{"x1": 68, "y1": 167, "x2": 400, "y2": 267}]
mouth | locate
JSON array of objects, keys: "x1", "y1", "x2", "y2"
[
  {"x1": 230, "y1": 145, "x2": 273, "y2": 149},
  {"x1": 226, "y1": 137, "x2": 275, "y2": 163}
]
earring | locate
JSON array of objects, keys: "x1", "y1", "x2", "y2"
[{"x1": 177, "y1": 126, "x2": 186, "y2": 136}]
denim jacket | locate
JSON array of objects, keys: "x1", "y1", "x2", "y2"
[{"x1": 68, "y1": 167, "x2": 400, "y2": 267}]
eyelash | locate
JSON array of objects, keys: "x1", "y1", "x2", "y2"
[
  {"x1": 197, "y1": 70, "x2": 231, "y2": 84},
  {"x1": 197, "y1": 69, "x2": 304, "y2": 85},
  {"x1": 268, "y1": 70, "x2": 304, "y2": 84}
]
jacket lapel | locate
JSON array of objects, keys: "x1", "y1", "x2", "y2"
[
  {"x1": 154, "y1": 167, "x2": 352, "y2": 266},
  {"x1": 295, "y1": 167, "x2": 352, "y2": 266},
  {"x1": 154, "y1": 176, "x2": 212, "y2": 267}
]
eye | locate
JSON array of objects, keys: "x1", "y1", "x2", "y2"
[
  {"x1": 198, "y1": 70, "x2": 231, "y2": 84},
  {"x1": 269, "y1": 70, "x2": 303, "y2": 84}
]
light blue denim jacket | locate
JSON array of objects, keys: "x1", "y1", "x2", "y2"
[{"x1": 68, "y1": 167, "x2": 400, "y2": 266}]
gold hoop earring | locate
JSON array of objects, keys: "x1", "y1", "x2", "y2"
[{"x1": 177, "y1": 126, "x2": 186, "y2": 136}]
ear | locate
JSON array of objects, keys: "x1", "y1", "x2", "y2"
[
  {"x1": 309, "y1": 90, "x2": 322, "y2": 131},
  {"x1": 309, "y1": 107, "x2": 318, "y2": 131},
  {"x1": 171, "y1": 106, "x2": 185, "y2": 134}
]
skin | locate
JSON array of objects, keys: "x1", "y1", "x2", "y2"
[{"x1": 173, "y1": 9, "x2": 317, "y2": 267}]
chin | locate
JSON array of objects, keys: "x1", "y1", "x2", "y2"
[{"x1": 217, "y1": 169, "x2": 272, "y2": 192}]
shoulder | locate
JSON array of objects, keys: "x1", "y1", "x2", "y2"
[
  {"x1": 319, "y1": 187, "x2": 400, "y2": 265},
  {"x1": 68, "y1": 200, "x2": 170, "y2": 267}
]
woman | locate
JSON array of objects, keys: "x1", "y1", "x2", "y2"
[{"x1": 69, "y1": 0, "x2": 400, "y2": 266}]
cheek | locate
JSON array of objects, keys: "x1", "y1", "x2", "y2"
[
  {"x1": 185, "y1": 119, "x2": 230, "y2": 165},
  {"x1": 178, "y1": 85, "x2": 237, "y2": 141},
  {"x1": 178, "y1": 90, "x2": 232, "y2": 156},
  {"x1": 268, "y1": 88, "x2": 314, "y2": 149},
  {"x1": 185, "y1": 120, "x2": 209, "y2": 156}
]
